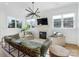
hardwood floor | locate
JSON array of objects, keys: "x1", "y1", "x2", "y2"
[
  {"x1": 0, "y1": 45, "x2": 11, "y2": 57},
  {"x1": 64, "y1": 44, "x2": 79, "y2": 57}
]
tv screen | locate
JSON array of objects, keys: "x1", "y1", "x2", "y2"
[{"x1": 37, "y1": 18, "x2": 48, "y2": 25}]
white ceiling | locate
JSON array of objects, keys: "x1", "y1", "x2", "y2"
[
  {"x1": 0, "y1": 2, "x2": 77, "y2": 18},
  {"x1": 0, "y1": 2, "x2": 77, "y2": 11}
]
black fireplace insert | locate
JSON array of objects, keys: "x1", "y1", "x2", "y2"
[{"x1": 39, "y1": 32, "x2": 47, "y2": 39}]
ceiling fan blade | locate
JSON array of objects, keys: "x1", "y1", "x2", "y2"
[
  {"x1": 35, "y1": 14, "x2": 40, "y2": 17},
  {"x1": 26, "y1": 13, "x2": 32, "y2": 17},
  {"x1": 35, "y1": 8, "x2": 39, "y2": 13},
  {"x1": 26, "y1": 15, "x2": 31, "y2": 17},
  {"x1": 31, "y1": 15, "x2": 34, "y2": 18},
  {"x1": 28, "y1": 7, "x2": 34, "y2": 12},
  {"x1": 25, "y1": 9, "x2": 32, "y2": 13},
  {"x1": 37, "y1": 11, "x2": 40, "y2": 13}
]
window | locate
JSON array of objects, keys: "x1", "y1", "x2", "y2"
[
  {"x1": 8, "y1": 19, "x2": 15, "y2": 28},
  {"x1": 53, "y1": 13, "x2": 75, "y2": 29},
  {"x1": 54, "y1": 19, "x2": 61, "y2": 28},
  {"x1": 16, "y1": 20, "x2": 22, "y2": 28},
  {"x1": 63, "y1": 17, "x2": 73, "y2": 28},
  {"x1": 63, "y1": 13, "x2": 75, "y2": 28},
  {"x1": 8, "y1": 17, "x2": 22, "y2": 28},
  {"x1": 53, "y1": 15, "x2": 62, "y2": 28}
]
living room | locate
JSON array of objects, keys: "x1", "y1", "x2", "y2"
[{"x1": 0, "y1": 2, "x2": 79, "y2": 57}]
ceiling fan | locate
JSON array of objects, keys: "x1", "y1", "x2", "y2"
[{"x1": 25, "y1": 2, "x2": 40, "y2": 18}]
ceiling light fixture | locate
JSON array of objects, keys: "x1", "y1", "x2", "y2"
[{"x1": 25, "y1": 2, "x2": 40, "y2": 18}]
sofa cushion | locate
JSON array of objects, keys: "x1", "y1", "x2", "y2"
[{"x1": 7, "y1": 34, "x2": 20, "y2": 39}]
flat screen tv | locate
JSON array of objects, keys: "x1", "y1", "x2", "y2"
[{"x1": 37, "y1": 18, "x2": 48, "y2": 25}]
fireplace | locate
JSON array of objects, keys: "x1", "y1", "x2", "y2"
[{"x1": 39, "y1": 31, "x2": 47, "y2": 39}]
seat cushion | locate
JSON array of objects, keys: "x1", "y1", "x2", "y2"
[{"x1": 49, "y1": 45, "x2": 70, "y2": 57}]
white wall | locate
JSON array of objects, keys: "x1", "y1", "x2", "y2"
[
  {"x1": 77, "y1": 3, "x2": 79, "y2": 46},
  {"x1": 39, "y1": 3, "x2": 78, "y2": 45},
  {"x1": 0, "y1": 11, "x2": 7, "y2": 30},
  {"x1": 0, "y1": 3, "x2": 79, "y2": 45},
  {"x1": 0, "y1": 7, "x2": 22, "y2": 42},
  {"x1": 0, "y1": 10, "x2": 7, "y2": 41}
]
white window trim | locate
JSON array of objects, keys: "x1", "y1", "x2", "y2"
[
  {"x1": 63, "y1": 13, "x2": 75, "y2": 29},
  {"x1": 52, "y1": 15, "x2": 62, "y2": 29},
  {"x1": 52, "y1": 13, "x2": 75, "y2": 29},
  {"x1": 7, "y1": 17, "x2": 22, "y2": 28}
]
